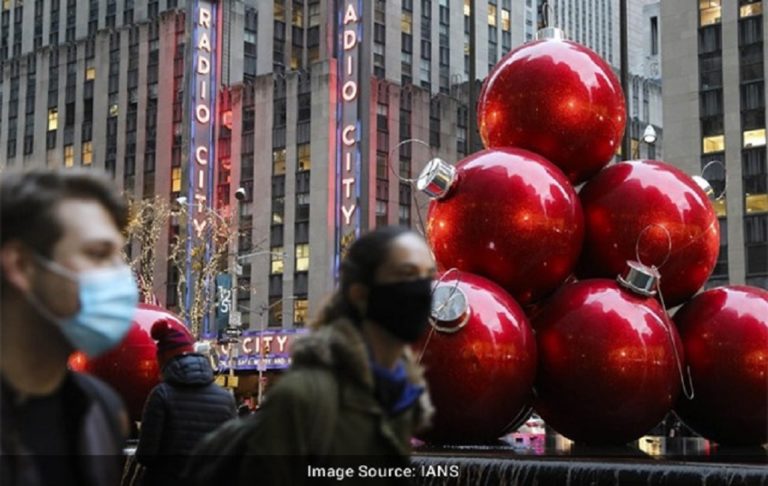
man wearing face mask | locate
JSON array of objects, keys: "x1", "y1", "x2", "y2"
[
  {"x1": 231, "y1": 226, "x2": 436, "y2": 486},
  {"x1": 0, "y1": 170, "x2": 138, "y2": 486}
]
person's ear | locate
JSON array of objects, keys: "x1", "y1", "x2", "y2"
[
  {"x1": 348, "y1": 282, "x2": 369, "y2": 315},
  {"x1": 0, "y1": 242, "x2": 36, "y2": 294}
]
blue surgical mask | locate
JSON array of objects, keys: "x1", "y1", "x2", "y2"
[{"x1": 28, "y1": 256, "x2": 139, "y2": 358}]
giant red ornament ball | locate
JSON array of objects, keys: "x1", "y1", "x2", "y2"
[
  {"x1": 422, "y1": 148, "x2": 584, "y2": 305},
  {"x1": 534, "y1": 279, "x2": 683, "y2": 445},
  {"x1": 578, "y1": 160, "x2": 720, "y2": 307},
  {"x1": 477, "y1": 32, "x2": 626, "y2": 184},
  {"x1": 69, "y1": 304, "x2": 188, "y2": 425},
  {"x1": 674, "y1": 285, "x2": 768, "y2": 446},
  {"x1": 415, "y1": 271, "x2": 537, "y2": 444}
]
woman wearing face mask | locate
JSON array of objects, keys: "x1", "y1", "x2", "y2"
[{"x1": 234, "y1": 226, "x2": 436, "y2": 485}]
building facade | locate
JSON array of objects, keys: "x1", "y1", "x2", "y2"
[
  {"x1": 662, "y1": 0, "x2": 767, "y2": 289},
  {"x1": 0, "y1": 0, "x2": 535, "y2": 332}
]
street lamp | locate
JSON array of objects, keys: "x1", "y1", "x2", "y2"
[
  {"x1": 642, "y1": 124, "x2": 657, "y2": 145},
  {"x1": 633, "y1": 124, "x2": 657, "y2": 159}
]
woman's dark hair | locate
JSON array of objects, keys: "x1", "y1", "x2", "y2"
[{"x1": 311, "y1": 226, "x2": 418, "y2": 328}]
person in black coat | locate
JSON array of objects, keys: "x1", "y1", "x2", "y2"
[{"x1": 136, "y1": 319, "x2": 236, "y2": 486}]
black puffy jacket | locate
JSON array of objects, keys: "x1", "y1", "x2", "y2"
[{"x1": 135, "y1": 353, "x2": 235, "y2": 486}]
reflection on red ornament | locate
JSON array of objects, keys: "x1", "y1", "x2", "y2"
[
  {"x1": 477, "y1": 32, "x2": 625, "y2": 184},
  {"x1": 578, "y1": 160, "x2": 720, "y2": 307},
  {"x1": 421, "y1": 149, "x2": 583, "y2": 305},
  {"x1": 534, "y1": 278, "x2": 682, "y2": 445},
  {"x1": 674, "y1": 285, "x2": 768, "y2": 446},
  {"x1": 415, "y1": 271, "x2": 536, "y2": 444},
  {"x1": 68, "y1": 304, "x2": 186, "y2": 426}
]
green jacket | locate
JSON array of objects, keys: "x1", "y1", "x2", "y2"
[{"x1": 235, "y1": 319, "x2": 433, "y2": 485}]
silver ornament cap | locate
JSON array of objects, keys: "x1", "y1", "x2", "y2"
[
  {"x1": 417, "y1": 158, "x2": 457, "y2": 200},
  {"x1": 430, "y1": 283, "x2": 470, "y2": 333},
  {"x1": 617, "y1": 261, "x2": 660, "y2": 297},
  {"x1": 692, "y1": 175, "x2": 716, "y2": 200},
  {"x1": 535, "y1": 26, "x2": 565, "y2": 41}
]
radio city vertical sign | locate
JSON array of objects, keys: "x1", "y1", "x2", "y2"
[
  {"x1": 186, "y1": 0, "x2": 219, "y2": 333},
  {"x1": 335, "y1": 0, "x2": 363, "y2": 270}
]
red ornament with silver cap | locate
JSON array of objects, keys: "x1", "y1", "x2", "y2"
[
  {"x1": 533, "y1": 261, "x2": 685, "y2": 445},
  {"x1": 420, "y1": 148, "x2": 584, "y2": 305},
  {"x1": 477, "y1": 24, "x2": 626, "y2": 184},
  {"x1": 674, "y1": 285, "x2": 768, "y2": 446},
  {"x1": 578, "y1": 160, "x2": 720, "y2": 307},
  {"x1": 415, "y1": 271, "x2": 537, "y2": 444}
]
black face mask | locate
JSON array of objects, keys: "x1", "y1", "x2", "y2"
[{"x1": 366, "y1": 278, "x2": 433, "y2": 343}]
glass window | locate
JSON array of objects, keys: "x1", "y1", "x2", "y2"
[
  {"x1": 295, "y1": 243, "x2": 309, "y2": 271},
  {"x1": 744, "y1": 129, "x2": 766, "y2": 148},
  {"x1": 746, "y1": 194, "x2": 768, "y2": 213},
  {"x1": 703, "y1": 134, "x2": 725, "y2": 153},
  {"x1": 64, "y1": 144, "x2": 74, "y2": 167},
  {"x1": 292, "y1": 1, "x2": 303, "y2": 27},
  {"x1": 308, "y1": 3, "x2": 320, "y2": 27},
  {"x1": 47, "y1": 108, "x2": 58, "y2": 131},
  {"x1": 488, "y1": 5, "x2": 497, "y2": 26},
  {"x1": 401, "y1": 12, "x2": 412, "y2": 34},
  {"x1": 270, "y1": 246, "x2": 284, "y2": 274},
  {"x1": 85, "y1": 67, "x2": 95, "y2": 81},
  {"x1": 740, "y1": 2, "x2": 762, "y2": 18},
  {"x1": 82, "y1": 141, "x2": 92, "y2": 165},
  {"x1": 501, "y1": 9, "x2": 510, "y2": 31},
  {"x1": 274, "y1": 0, "x2": 285, "y2": 21},
  {"x1": 172, "y1": 167, "x2": 181, "y2": 192},
  {"x1": 293, "y1": 298, "x2": 308, "y2": 325},
  {"x1": 297, "y1": 143, "x2": 311, "y2": 171},
  {"x1": 700, "y1": 0, "x2": 721, "y2": 26},
  {"x1": 463, "y1": 0, "x2": 470, "y2": 16},
  {"x1": 273, "y1": 148, "x2": 286, "y2": 175}
]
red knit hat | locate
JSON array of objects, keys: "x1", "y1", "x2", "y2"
[{"x1": 151, "y1": 319, "x2": 195, "y2": 368}]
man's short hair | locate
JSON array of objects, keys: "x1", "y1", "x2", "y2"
[{"x1": 0, "y1": 169, "x2": 129, "y2": 257}]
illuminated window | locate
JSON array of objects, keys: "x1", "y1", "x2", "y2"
[
  {"x1": 292, "y1": 2, "x2": 303, "y2": 26},
  {"x1": 271, "y1": 246, "x2": 284, "y2": 274},
  {"x1": 291, "y1": 52, "x2": 301, "y2": 69},
  {"x1": 297, "y1": 143, "x2": 311, "y2": 171},
  {"x1": 745, "y1": 194, "x2": 768, "y2": 214},
  {"x1": 740, "y1": 2, "x2": 762, "y2": 18},
  {"x1": 401, "y1": 12, "x2": 412, "y2": 34},
  {"x1": 272, "y1": 197, "x2": 284, "y2": 224},
  {"x1": 488, "y1": 5, "x2": 497, "y2": 27},
  {"x1": 713, "y1": 197, "x2": 727, "y2": 217},
  {"x1": 64, "y1": 145, "x2": 74, "y2": 167},
  {"x1": 85, "y1": 67, "x2": 96, "y2": 81},
  {"x1": 109, "y1": 104, "x2": 119, "y2": 117},
  {"x1": 463, "y1": 0, "x2": 470, "y2": 16},
  {"x1": 744, "y1": 129, "x2": 766, "y2": 148},
  {"x1": 294, "y1": 298, "x2": 308, "y2": 325},
  {"x1": 82, "y1": 142, "x2": 93, "y2": 165},
  {"x1": 501, "y1": 9, "x2": 511, "y2": 32},
  {"x1": 295, "y1": 244, "x2": 309, "y2": 271},
  {"x1": 172, "y1": 167, "x2": 182, "y2": 192},
  {"x1": 274, "y1": 0, "x2": 285, "y2": 21},
  {"x1": 273, "y1": 149, "x2": 286, "y2": 175},
  {"x1": 48, "y1": 109, "x2": 58, "y2": 131},
  {"x1": 703, "y1": 135, "x2": 725, "y2": 153},
  {"x1": 699, "y1": 0, "x2": 721, "y2": 26},
  {"x1": 2, "y1": 0, "x2": 10, "y2": 11}
]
